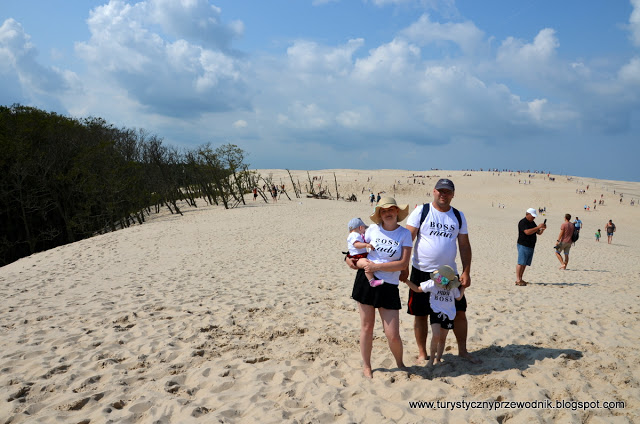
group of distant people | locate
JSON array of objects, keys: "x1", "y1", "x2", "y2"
[
  {"x1": 253, "y1": 184, "x2": 284, "y2": 202},
  {"x1": 515, "y1": 209, "x2": 617, "y2": 285}
]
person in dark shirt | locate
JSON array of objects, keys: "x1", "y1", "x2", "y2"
[{"x1": 516, "y1": 208, "x2": 547, "y2": 286}]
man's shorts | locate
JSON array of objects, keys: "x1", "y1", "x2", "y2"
[
  {"x1": 555, "y1": 242, "x2": 571, "y2": 254},
  {"x1": 407, "y1": 266, "x2": 467, "y2": 316},
  {"x1": 430, "y1": 311, "x2": 454, "y2": 330},
  {"x1": 517, "y1": 244, "x2": 534, "y2": 266}
]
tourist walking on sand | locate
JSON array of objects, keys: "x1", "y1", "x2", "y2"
[
  {"x1": 555, "y1": 214, "x2": 575, "y2": 270},
  {"x1": 516, "y1": 208, "x2": 547, "y2": 286},
  {"x1": 605, "y1": 220, "x2": 616, "y2": 244},
  {"x1": 345, "y1": 198, "x2": 412, "y2": 378},
  {"x1": 573, "y1": 216, "x2": 582, "y2": 236},
  {"x1": 403, "y1": 178, "x2": 479, "y2": 364}
]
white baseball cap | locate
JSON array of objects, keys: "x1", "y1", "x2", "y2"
[{"x1": 526, "y1": 208, "x2": 538, "y2": 218}]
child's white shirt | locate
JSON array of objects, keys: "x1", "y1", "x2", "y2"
[
  {"x1": 419, "y1": 280, "x2": 461, "y2": 320},
  {"x1": 347, "y1": 231, "x2": 367, "y2": 255}
]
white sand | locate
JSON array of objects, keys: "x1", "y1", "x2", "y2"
[{"x1": 1, "y1": 169, "x2": 639, "y2": 423}]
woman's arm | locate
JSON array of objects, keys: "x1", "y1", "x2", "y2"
[{"x1": 364, "y1": 246, "x2": 412, "y2": 273}]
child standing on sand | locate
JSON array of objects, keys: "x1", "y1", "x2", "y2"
[
  {"x1": 404, "y1": 265, "x2": 464, "y2": 366},
  {"x1": 346, "y1": 218, "x2": 383, "y2": 287},
  {"x1": 595, "y1": 229, "x2": 601, "y2": 242}
]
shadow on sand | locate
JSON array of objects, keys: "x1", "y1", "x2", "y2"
[
  {"x1": 378, "y1": 344, "x2": 583, "y2": 380},
  {"x1": 531, "y1": 281, "x2": 591, "y2": 286}
]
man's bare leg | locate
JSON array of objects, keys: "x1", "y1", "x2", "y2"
[
  {"x1": 414, "y1": 315, "x2": 429, "y2": 361},
  {"x1": 453, "y1": 311, "x2": 481, "y2": 363},
  {"x1": 555, "y1": 251, "x2": 566, "y2": 269},
  {"x1": 516, "y1": 264, "x2": 527, "y2": 283}
]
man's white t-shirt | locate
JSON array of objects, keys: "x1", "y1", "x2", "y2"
[
  {"x1": 364, "y1": 224, "x2": 413, "y2": 285},
  {"x1": 347, "y1": 231, "x2": 367, "y2": 256},
  {"x1": 419, "y1": 280, "x2": 461, "y2": 320},
  {"x1": 406, "y1": 203, "x2": 468, "y2": 274}
]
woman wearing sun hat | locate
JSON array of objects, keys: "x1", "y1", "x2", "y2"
[{"x1": 350, "y1": 197, "x2": 413, "y2": 378}]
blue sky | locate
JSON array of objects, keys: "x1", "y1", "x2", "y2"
[{"x1": 1, "y1": 0, "x2": 639, "y2": 181}]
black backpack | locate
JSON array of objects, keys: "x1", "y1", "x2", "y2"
[
  {"x1": 418, "y1": 203, "x2": 462, "y2": 235},
  {"x1": 571, "y1": 226, "x2": 580, "y2": 242}
]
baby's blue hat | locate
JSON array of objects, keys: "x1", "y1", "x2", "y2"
[{"x1": 348, "y1": 218, "x2": 367, "y2": 231}]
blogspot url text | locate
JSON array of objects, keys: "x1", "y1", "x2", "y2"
[{"x1": 408, "y1": 399, "x2": 625, "y2": 411}]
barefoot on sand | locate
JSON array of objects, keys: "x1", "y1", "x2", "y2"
[
  {"x1": 460, "y1": 352, "x2": 482, "y2": 364},
  {"x1": 363, "y1": 367, "x2": 373, "y2": 378}
]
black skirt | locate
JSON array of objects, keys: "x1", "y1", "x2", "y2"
[{"x1": 351, "y1": 269, "x2": 401, "y2": 310}]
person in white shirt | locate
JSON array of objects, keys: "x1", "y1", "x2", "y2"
[
  {"x1": 347, "y1": 198, "x2": 412, "y2": 378},
  {"x1": 405, "y1": 265, "x2": 465, "y2": 366},
  {"x1": 403, "y1": 178, "x2": 479, "y2": 364}
]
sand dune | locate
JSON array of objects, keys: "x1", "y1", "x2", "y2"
[{"x1": 1, "y1": 170, "x2": 639, "y2": 423}]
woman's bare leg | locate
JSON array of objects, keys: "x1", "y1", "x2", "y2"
[
  {"x1": 358, "y1": 303, "x2": 375, "y2": 378},
  {"x1": 379, "y1": 308, "x2": 405, "y2": 369}
]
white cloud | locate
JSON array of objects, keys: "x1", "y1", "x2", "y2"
[
  {"x1": 353, "y1": 39, "x2": 420, "y2": 81},
  {"x1": 417, "y1": 65, "x2": 537, "y2": 133},
  {"x1": 282, "y1": 102, "x2": 330, "y2": 129},
  {"x1": 369, "y1": 0, "x2": 454, "y2": 10},
  {"x1": 619, "y1": 57, "x2": 640, "y2": 85},
  {"x1": 629, "y1": 0, "x2": 640, "y2": 46},
  {"x1": 286, "y1": 38, "x2": 363, "y2": 75},
  {"x1": 74, "y1": 0, "x2": 248, "y2": 117},
  {"x1": 336, "y1": 109, "x2": 366, "y2": 128},
  {"x1": 147, "y1": 0, "x2": 243, "y2": 50},
  {"x1": 401, "y1": 14, "x2": 484, "y2": 54},
  {"x1": 233, "y1": 119, "x2": 248, "y2": 128},
  {"x1": 0, "y1": 18, "x2": 76, "y2": 103},
  {"x1": 497, "y1": 28, "x2": 559, "y2": 71}
]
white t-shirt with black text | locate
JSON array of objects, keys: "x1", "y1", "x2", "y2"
[
  {"x1": 406, "y1": 203, "x2": 468, "y2": 274},
  {"x1": 419, "y1": 280, "x2": 461, "y2": 320},
  {"x1": 364, "y1": 224, "x2": 413, "y2": 285}
]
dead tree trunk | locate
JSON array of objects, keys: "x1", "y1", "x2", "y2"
[
  {"x1": 306, "y1": 171, "x2": 316, "y2": 196},
  {"x1": 286, "y1": 169, "x2": 300, "y2": 198}
]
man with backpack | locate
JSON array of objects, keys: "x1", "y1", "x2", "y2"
[
  {"x1": 555, "y1": 213, "x2": 575, "y2": 270},
  {"x1": 403, "y1": 179, "x2": 479, "y2": 364}
]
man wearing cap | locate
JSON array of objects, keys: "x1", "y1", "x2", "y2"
[
  {"x1": 573, "y1": 216, "x2": 582, "y2": 245},
  {"x1": 403, "y1": 178, "x2": 479, "y2": 363},
  {"x1": 516, "y1": 208, "x2": 547, "y2": 286}
]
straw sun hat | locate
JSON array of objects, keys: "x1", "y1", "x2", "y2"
[
  {"x1": 430, "y1": 265, "x2": 461, "y2": 290},
  {"x1": 369, "y1": 197, "x2": 409, "y2": 224}
]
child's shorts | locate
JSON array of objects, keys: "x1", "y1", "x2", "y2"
[
  {"x1": 347, "y1": 253, "x2": 368, "y2": 260},
  {"x1": 430, "y1": 311, "x2": 455, "y2": 330}
]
